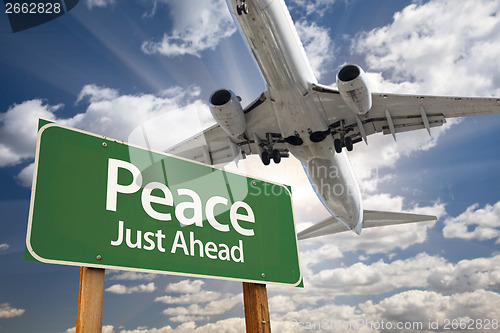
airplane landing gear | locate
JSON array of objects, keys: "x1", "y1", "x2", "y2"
[
  {"x1": 260, "y1": 149, "x2": 282, "y2": 165},
  {"x1": 334, "y1": 138, "x2": 342, "y2": 154},
  {"x1": 255, "y1": 133, "x2": 288, "y2": 166},
  {"x1": 261, "y1": 151, "x2": 271, "y2": 165},
  {"x1": 334, "y1": 137, "x2": 353, "y2": 153},
  {"x1": 345, "y1": 137, "x2": 353, "y2": 151},
  {"x1": 272, "y1": 149, "x2": 281, "y2": 164},
  {"x1": 237, "y1": 1, "x2": 248, "y2": 15},
  {"x1": 333, "y1": 120, "x2": 354, "y2": 153}
]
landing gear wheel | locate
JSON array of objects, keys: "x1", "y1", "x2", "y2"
[
  {"x1": 345, "y1": 137, "x2": 353, "y2": 152},
  {"x1": 261, "y1": 151, "x2": 271, "y2": 166},
  {"x1": 334, "y1": 139, "x2": 343, "y2": 154},
  {"x1": 272, "y1": 149, "x2": 281, "y2": 164},
  {"x1": 237, "y1": 3, "x2": 248, "y2": 15}
]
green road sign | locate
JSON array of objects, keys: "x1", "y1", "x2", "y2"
[{"x1": 26, "y1": 122, "x2": 302, "y2": 286}]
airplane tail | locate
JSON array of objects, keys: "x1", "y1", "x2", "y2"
[{"x1": 297, "y1": 210, "x2": 437, "y2": 240}]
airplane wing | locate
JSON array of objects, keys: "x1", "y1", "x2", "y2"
[
  {"x1": 166, "y1": 92, "x2": 285, "y2": 165},
  {"x1": 297, "y1": 210, "x2": 437, "y2": 240},
  {"x1": 167, "y1": 85, "x2": 499, "y2": 163},
  {"x1": 166, "y1": 123, "x2": 241, "y2": 165},
  {"x1": 311, "y1": 84, "x2": 500, "y2": 145}
]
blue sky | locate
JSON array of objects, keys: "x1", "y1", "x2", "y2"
[{"x1": 1, "y1": 0, "x2": 500, "y2": 332}]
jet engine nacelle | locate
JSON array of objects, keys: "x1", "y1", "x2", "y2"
[
  {"x1": 210, "y1": 89, "x2": 247, "y2": 139},
  {"x1": 336, "y1": 64, "x2": 372, "y2": 115}
]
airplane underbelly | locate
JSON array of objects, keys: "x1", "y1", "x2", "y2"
[
  {"x1": 229, "y1": 0, "x2": 317, "y2": 94},
  {"x1": 271, "y1": 92, "x2": 332, "y2": 155},
  {"x1": 287, "y1": 138, "x2": 334, "y2": 161},
  {"x1": 302, "y1": 153, "x2": 363, "y2": 232}
]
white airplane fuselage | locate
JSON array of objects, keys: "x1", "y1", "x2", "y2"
[{"x1": 227, "y1": 0, "x2": 363, "y2": 232}]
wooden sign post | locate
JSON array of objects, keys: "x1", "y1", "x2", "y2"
[
  {"x1": 76, "y1": 267, "x2": 105, "y2": 333},
  {"x1": 242, "y1": 282, "x2": 271, "y2": 333},
  {"x1": 74, "y1": 272, "x2": 272, "y2": 333}
]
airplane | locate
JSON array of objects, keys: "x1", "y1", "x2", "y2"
[{"x1": 166, "y1": 0, "x2": 500, "y2": 240}]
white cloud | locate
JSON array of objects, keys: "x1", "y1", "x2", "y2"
[
  {"x1": 85, "y1": 0, "x2": 115, "y2": 10},
  {"x1": 157, "y1": 279, "x2": 242, "y2": 323},
  {"x1": 103, "y1": 325, "x2": 116, "y2": 333},
  {"x1": 105, "y1": 282, "x2": 156, "y2": 294},
  {"x1": 114, "y1": 289, "x2": 500, "y2": 332},
  {"x1": 76, "y1": 84, "x2": 119, "y2": 104},
  {"x1": 67, "y1": 84, "x2": 211, "y2": 148},
  {"x1": 164, "y1": 279, "x2": 205, "y2": 294},
  {"x1": 0, "y1": 100, "x2": 60, "y2": 167},
  {"x1": 63, "y1": 251, "x2": 500, "y2": 331},
  {"x1": 427, "y1": 255, "x2": 500, "y2": 293},
  {"x1": 0, "y1": 303, "x2": 25, "y2": 318},
  {"x1": 290, "y1": 0, "x2": 336, "y2": 17},
  {"x1": 273, "y1": 302, "x2": 368, "y2": 333},
  {"x1": 0, "y1": 244, "x2": 9, "y2": 251},
  {"x1": 115, "y1": 288, "x2": 499, "y2": 333},
  {"x1": 141, "y1": 0, "x2": 236, "y2": 57},
  {"x1": 360, "y1": 289, "x2": 500, "y2": 332},
  {"x1": 155, "y1": 291, "x2": 221, "y2": 305},
  {"x1": 108, "y1": 271, "x2": 158, "y2": 281},
  {"x1": 348, "y1": 119, "x2": 461, "y2": 193},
  {"x1": 15, "y1": 163, "x2": 35, "y2": 188},
  {"x1": 265, "y1": 255, "x2": 500, "y2": 331},
  {"x1": 295, "y1": 20, "x2": 333, "y2": 79},
  {"x1": 269, "y1": 295, "x2": 297, "y2": 313},
  {"x1": 354, "y1": 0, "x2": 500, "y2": 97},
  {"x1": 0, "y1": 84, "x2": 212, "y2": 187},
  {"x1": 306, "y1": 253, "x2": 445, "y2": 296},
  {"x1": 271, "y1": 253, "x2": 500, "y2": 310},
  {"x1": 169, "y1": 315, "x2": 209, "y2": 323},
  {"x1": 64, "y1": 325, "x2": 115, "y2": 333},
  {"x1": 364, "y1": 71, "x2": 422, "y2": 95},
  {"x1": 162, "y1": 294, "x2": 242, "y2": 319},
  {"x1": 116, "y1": 318, "x2": 245, "y2": 333},
  {"x1": 443, "y1": 201, "x2": 500, "y2": 243}
]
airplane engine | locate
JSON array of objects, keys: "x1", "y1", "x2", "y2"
[
  {"x1": 209, "y1": 89, "x2": 247, "y2": 139},
  {"x1": 337, "y1": 64, "x2": 372, "y2": 115}
]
